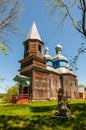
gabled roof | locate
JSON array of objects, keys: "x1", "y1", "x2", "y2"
[
  {"x1": 56, "y1": 67, "x2": 74, "y2": 74},
  {"x1": 13, "y1": 75, "x2": 31, "y2": 87},
  {"x1": 26, "y1": 22, "x2": 41, "y2": 41}
]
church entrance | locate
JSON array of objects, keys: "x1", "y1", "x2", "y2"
[{"x1": 23, "y1": 86, "x2": 29, "y2": 94}]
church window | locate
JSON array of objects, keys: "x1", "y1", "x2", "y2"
[
  {"x1": 60, "y1": 61, "x2": 67, "y2": 67},
  {"x1": 75, "y1": 80, "x2": 77, "y2": 86},
  {"x1": 25, "y1": 45, "x2": 29, "y2": 54},
  {"x1": 38, "y1": 79, "x2": 42, "y2": 88},
  {"x1": 38, "y1": 44, "x2": 41, "y2": 53},
  {"x1": 55, "y1": 79, "x2": 58, "y2": 86},
  {"x1": 53, "y1": 63, "x2": 57, "y2": 68},
  {"x1": 46, "y1": 60, "x2": 53, "y2": 67},
  {"x1": 71, "y1": 80, "x2": 75, "y2": 86},
  {"x1": 53, "y1": 61, "x2": 59, "y2": 68}
]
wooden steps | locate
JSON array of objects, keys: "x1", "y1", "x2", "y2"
[{"x1": 10, "y1": 94, "x2": 29, "y2": 104}]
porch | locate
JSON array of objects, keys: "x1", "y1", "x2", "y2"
[{"x1": 12, "y1": 75, "x2": 31, "y2": 104}]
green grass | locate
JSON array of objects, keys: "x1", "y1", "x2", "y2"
[{"x1": 0, "y1": 100, "x2": 86, "y2": 130}]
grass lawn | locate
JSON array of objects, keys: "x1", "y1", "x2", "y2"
[{"x1": 0, "y1": 100, "x2": 86, "y2": 130}]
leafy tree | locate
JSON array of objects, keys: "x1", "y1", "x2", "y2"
[
  {"x1": 3, "y1": 84, "x2": 17, "y2": 103},
  {"x1": 46, "y1": 0, "x2": 86, "y2": 69},
  {"x1": 0, "y1": 0, "x2": 22, "y2": 54},
  {"x1": 78, "y1": 84, "x2": 85, "y2": 88}
]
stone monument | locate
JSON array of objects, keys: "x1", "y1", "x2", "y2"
[{"x1": 54, "y1": 88, "x2": 72, "y2": 118}]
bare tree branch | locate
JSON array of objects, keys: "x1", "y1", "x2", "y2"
[
  {"x1": 47, "y1": 0, "x2": 86, "y2": 70},
  {"x1": 47, "y1": 0, "x2": 86, "y2": 37},
  {"x1": 0, "y1": 0, "x2": 22, "y2": 50},
  {"x1": 69, "y1": 43, "x2": 86, "y2": 70}
]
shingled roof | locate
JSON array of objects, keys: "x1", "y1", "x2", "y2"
[{"x1": 26, "y1": 22, "x2": 41, "y2": 41}]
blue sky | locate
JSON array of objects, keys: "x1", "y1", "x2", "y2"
[{"x1": 0, "y1": 0, "x2": 86, "y2": 93}]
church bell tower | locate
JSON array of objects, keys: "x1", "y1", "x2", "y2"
[
  {"x1": 23, "y1": 22, "x2": 44, "y2": 58},
  {"x1": 19, "y1": 22, "x2": 46, "y2": 77}
]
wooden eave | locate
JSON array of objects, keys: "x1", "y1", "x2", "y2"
[
  {"x1": 19, "y1": 65, "x2": 49, "y2": 73},
  {"x1": 19, "y1": 64, "x2": 76, "y2": 78},
  {"x1": 19, "y1": 55, "x2": 46, "y2": 64},
  {"x1": 23, "y1": 39, "x2": 44, "y2": 46},
  {"x1": 58, "y1": 73, "x2": 77, "y2": 77},
  {"x1": 19, "y1": 64, "x2": 59, "y2": 76}
]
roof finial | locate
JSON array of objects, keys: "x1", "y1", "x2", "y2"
[{"x1": 33, "y1": 17, "x2": 35, "y2": 23}]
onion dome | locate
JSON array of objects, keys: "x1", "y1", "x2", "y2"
[
  {"x1": 55, "y1": 44, "x2": 62, "y2": 54},
  {"x1": 44, "y1": 47, "x2": 52, "y2": 60},
  {"x1": 53, "y1": 44, "x2": 69, "y2": 69},
  {"x1": 53, "y1": 44, "x2": 67, "y2": 61},
  {"x1": 44, "y1": 47, "x2": 53, "y2": 67}
]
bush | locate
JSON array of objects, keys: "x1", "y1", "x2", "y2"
[{"x1": 2, "y1": 85, "x2": 17, "y2": 103}]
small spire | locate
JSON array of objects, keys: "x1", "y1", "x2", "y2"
[{"x1": 26, "y1": 22, "x2": 41, "y2": 41}]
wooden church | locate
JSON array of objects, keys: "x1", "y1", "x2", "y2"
[{"x1": 13, "y1": 22, "x2": 79, "y2": 103}]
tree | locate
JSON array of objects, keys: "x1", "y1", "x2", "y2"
[
  {"x1": 46, "y1": 0, "x2": 86, "y2": 37},
  {"x1": 78, "y1": 84, "x2": 85, "y2": 88},
  {"x1": 3, "y1": 84, "x2": 17, "y2": 103},
  {"x1": 46, "y1": 1, "x2": 85, "y2": 115},
  {"x1": 46, "y1": 0, "x2": 86, "y2": 69},
  {"x1": 0, "y1": 0, "x2": 22, "y2": 54}
]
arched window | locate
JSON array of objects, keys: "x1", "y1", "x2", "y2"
[
  {"x1": 25, "y1": 45, "x2": 29, "y2": 54},
  {"x1": 38, "y1": 44, "x2": 41, "y2": 53}
]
